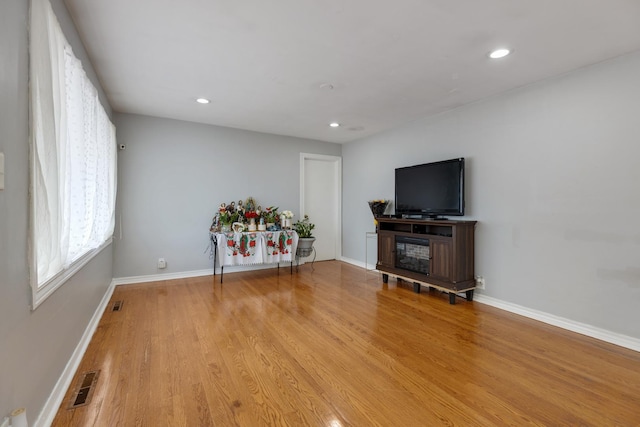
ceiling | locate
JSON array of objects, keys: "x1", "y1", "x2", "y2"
[{"x1": 63, "y1": 0, "x2": 640, "y2": 144}]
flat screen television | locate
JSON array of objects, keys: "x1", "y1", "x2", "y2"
[{"x1": 395, "y1": 157, "x2": 465, "y2": 218}]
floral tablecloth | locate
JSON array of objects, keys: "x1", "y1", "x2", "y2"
[{"x1": 214, "y1": 230, "x2": 298, "y2": 267}]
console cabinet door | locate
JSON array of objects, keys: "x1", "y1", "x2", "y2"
[
  {"x1": 430, "y1": 239, "x2": 452, "y2": 281},
  {"x1": 377, "y1": 231, "x2": 395, "y2": 269}
]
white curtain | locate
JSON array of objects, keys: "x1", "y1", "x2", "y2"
[
  {"x1": 63, "y1": 49, "x2": 117, "y2": 262},
  {"x1": 30, "y1": 0, "x2": 116, "y2": 292}
]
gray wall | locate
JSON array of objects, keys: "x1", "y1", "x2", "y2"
[
  {"x1": 0, "y1": 0, "x2": 113, "y2": 423},
  {"x1": 113, "y1": 113, "x2": 341, "y2": 278},
  {"x1": 343, "y1": 51, "x2": 640, "y2": 339}
]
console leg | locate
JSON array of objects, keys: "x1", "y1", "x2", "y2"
[
  {"x1": 449, "y1": 293, "x2": 456, "y2": 304},
  {"x1": 413, "y1": 282, "x2": 421, "y2": 293},
  {"x1": 221, "y1": 266, "x2": 224, "y2": 284},
  {"x1": 466, "y1": 290, "x2": 474, "y2": 301},
  {"x1": 213, "y1": 236, "x2": 218, "y2": 278},
  {"x1": 382, "y1": 273, "x2": 389, "y2": 283}
]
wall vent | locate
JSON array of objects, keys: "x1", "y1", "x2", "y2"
[
  {"x1": 68, "y1": 370, "x2": 100, "y2": 409},
  {"x1": 112, "y1": 300, "x2": 123, "y2": 312}
]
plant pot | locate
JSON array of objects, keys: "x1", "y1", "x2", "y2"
[{"x1": 296, "y1": 237, "x2": 316, "y2": 258}]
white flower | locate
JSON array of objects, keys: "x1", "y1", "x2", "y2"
[{"x1": 281, "y1": 210, "x2": 294, "y2": 218}]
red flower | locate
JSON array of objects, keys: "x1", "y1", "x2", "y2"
[
  {"x1": 227, "y1": 241, "x2": 234, "y2": 247},
  {"x1": 249, "y1": 240, "x2": 256, "y2": 247},
  {"x1": 286, "y1": 239, "x2": 292, "y2": 245},
  {"x1": 233, "y1": 251, "x2": 238, "y2": 256},
  {"x1": 267, "y1": 241, "x2": 274, "y2": 247}
]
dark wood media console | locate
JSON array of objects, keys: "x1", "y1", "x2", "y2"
[{"x1": 376, "y1": 218, "x2": 477, "y2": 304}]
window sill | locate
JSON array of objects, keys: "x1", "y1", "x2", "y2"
[{"x1": 31, "y1": 238, "x2": 113, "y2": 310}]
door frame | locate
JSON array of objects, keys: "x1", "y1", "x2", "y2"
[{"x1": 300, "y1": 153, "x2": 342, "y2": 261}]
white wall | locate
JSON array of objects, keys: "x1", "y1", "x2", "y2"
[
  {"x1": 113, "y1": 113, "x2": 341, "y2": 278},
  {"x1": 343, "y1": 51, "x2": 640, "y2": 339},
  {"x1": 0, "y1": 0, "x2": 113, "y2": 422}
]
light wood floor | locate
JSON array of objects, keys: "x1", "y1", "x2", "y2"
[{"x1": 53, "y1": 261, "x2": 640, "y2": 426}]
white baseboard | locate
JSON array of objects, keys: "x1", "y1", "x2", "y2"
[
  {"x1": 340, "y1": 256, "x2": 378, "y2": 271},
  {"x1": 473, "y1": 294, "x2": 640, "y2": 352},
  {"x1": 34, "y1": 280, "x2": 116, "y2": 427},
  {"x1": 112, "y1": 263, "x2": 300, "y2": 286},
  {"x1": 342, "y1": 259, "x2": 640, "y2": 353},
  {"x1": 112, "y1": 269, "x2": 213, "y2": 286},
  {"x1": 340, "y1": 257, "x2": 365, "y2": 269}
]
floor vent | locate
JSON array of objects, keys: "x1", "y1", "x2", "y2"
[
  {"x1": 112, "y1": 300, "x2": 124, "y2": 312},
  {"x1": 69, "y1": 370, "x2": 100, "y2": 409}
]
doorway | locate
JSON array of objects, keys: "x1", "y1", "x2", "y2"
[{"x1": 300, "y1": 153, "x2": 341, "y2": 261}]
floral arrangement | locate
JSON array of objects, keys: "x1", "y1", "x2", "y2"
[
  {"x1": 244, "y1": 210, "x2": 259, "y2": 219},
  {"x1": 262, "y1": 206, "x2": 279, "y2": 223},
  {"x1": 218, "y1": 204, "x2": 239, "y2": 225},
  {"x1": 211, "y1": 198, "x2": 296, "y2": 232},
  {"x1": 368, "y1": 199, "x2": 390, "y2": 218},
  {"x1": 293, "y1": 214, "x2": 315, "y2": 238},
  {"x1": 368, "y1": 199, "x2": 390, "y2": 230}
]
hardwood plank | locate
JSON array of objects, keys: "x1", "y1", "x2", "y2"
[{"x1": 52, "y1": 261, "x2": 640, "y2": 426}]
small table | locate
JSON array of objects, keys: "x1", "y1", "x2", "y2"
[{"x1": 210, "y1": 230, "x2": 298, "y2": 283}]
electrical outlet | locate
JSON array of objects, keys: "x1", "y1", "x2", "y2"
[
  {"x1": 157, "y1": 258, "x2": 166, "y2": 269},
  {"x1": 475, "y1": 275, "x2": 486, "y2": 290}
]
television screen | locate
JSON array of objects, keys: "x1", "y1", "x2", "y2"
[{"x1": 395, "y1": 158, "x2": 465, "y2": 218}]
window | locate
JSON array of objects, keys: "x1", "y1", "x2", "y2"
[{"x1": 30, "y1": 0, "x2": 117, "y2": 308}]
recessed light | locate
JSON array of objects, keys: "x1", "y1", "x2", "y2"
[
  {"x1": 196, "y1": 98, "x2": 210, "y2": 104},
  {"x1": 489, "y1": 48, "x2": 511, "y2": 59},
  {"x1": 329, "y1": 122, "x2": 340, "y2": 128}
]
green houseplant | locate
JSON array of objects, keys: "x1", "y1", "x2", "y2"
[
  {"x1": 262, "y1": 206, "x2": 279, "y2": 228},
  {"x1": 293, "y1": 214, "x2": 314, "y2": 238},
  {"x1": 294, "y1": 215, "x2": 315, "y2": 258},
  {"x1": 217, "y1": 204, "x2": 239, "y2": 231}
]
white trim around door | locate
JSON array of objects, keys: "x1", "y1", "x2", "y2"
[{"x1": 300, "y1": 153, "x2": 342, "y2": 261}]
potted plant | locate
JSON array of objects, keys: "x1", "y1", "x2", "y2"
[
  {"x1": 262, "y1": 206, "x2": 279, "y2": 229},
  {"x1": 294, "y1": 214, "x2": 315, "y2": 257},
  {"x1": 218, "y1": 203, "x2": 239, "y2": 232}
]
